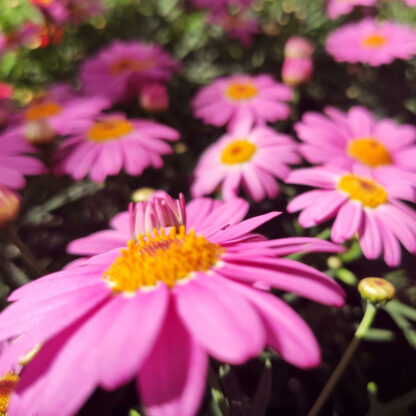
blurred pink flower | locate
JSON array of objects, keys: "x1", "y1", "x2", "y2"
[
  {"x1": 287, "y1": 166, "x2": 416, "y2": 266},
  {"x1": 191, "y1": 118, "x2": 300, "y2": 201},
  {"x1": 191, "y1": 0, "x2": 254, "y2": 13},
  {"x1": 0, "y1": 23, "x2": 38, "y2": 55},
  {"x1": 192, "y1": 74, "x2": 292, "y2": 129},
  {"x1": 326, "y1": 18, "x2": 416, "y2": 66},
  {"x1": 295, "y1": 106, "x2": 416, "y2": 194},
  {"x1": 326, "y1": 0, "x2": 377, "y2": 20},
  {"x1": 0, "y1": 127, "x2": 46, "y2": 190},
  {"x1": 284, "y1": 36, "x2": 314, "y2": 59},
  {"x1": 0, "y1": 195, "x2": 344, "y2": 416},
  {"x1": 209, "y1": 11, "x2": 259, "y2": 45},
  {"x1": 54, "y1": 113, "x2": 180, "y2": 182},
  {"x1": 139, "y1": 82, "x2": 169, "y2": 112},
  {"x1": 81, "y1": 40, "x2": 179, "y2": 104},
  {"x1": 404, "y1": 0, "x2": 416, "y2": 6},
  {"x1": 282, "y1": 58, "x2": 313, "y2": 87},
  {"x1": 0, "y1": 82, "x2": 13, "y2": 100}
]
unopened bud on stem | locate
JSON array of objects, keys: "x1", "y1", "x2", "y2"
[{"x1": 358, "y1": 277, "x2": 395, "y2": 306}]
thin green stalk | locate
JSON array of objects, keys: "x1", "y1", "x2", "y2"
[
  {"x1": 208, "y1": 365, "x2": 230, "y2": 416},
  {"x1": 307, "y1": 302, "x2": 377, "y2": 416}
]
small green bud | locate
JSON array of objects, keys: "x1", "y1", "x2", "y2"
[
  {"x1": 131, "y1": 187, "x2": 155, "y2": 203},
  {"x1": 358, "y1": 277, "x2": 395, "y2": 306}
]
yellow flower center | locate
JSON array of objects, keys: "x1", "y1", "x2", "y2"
[
  {"x1": 221, "y1": 139, "x2": 257, "y2": 165},
  {"x1": 88, "y1": 119, "x2": 134, "y2": 142},
  {"x1": 361, "y1": 34, "x2": 387, "y2": 49},
  {"x1": 0, "y1": 372, "x2": 19, "y2": 414},
  {"x1": 103, "y1": 226, "x2": 224, "y2": 293},
  {"x1": 347, "y1": 137, "x2": 392, "y2": 167},
  {"x1": 338, "y1": 174, "x2": 388, "y2": 208},
  {"x1": 226, "y1": 82, "x2": 258, "y2": 101},
  {"x1": 25, "y1": 101, "x2": 61, "y2": 121},
  {"x1": 110, "y1": 57, "x2": 154, "y2": 75}
]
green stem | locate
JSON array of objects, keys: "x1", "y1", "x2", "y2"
[
  {"x1": 307, "y1": 302, "x2": 377, "y2": 416},
  {"x1": 208, "y1": 365, "x2": 230, "y2": 416},
  {"x1": 4, "y1": 225, "x2": 47, "y2": 278}
]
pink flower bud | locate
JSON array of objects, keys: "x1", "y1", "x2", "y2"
[
  {"x1": 0, "y1": 186, "x2": 20, "y2": 227},
  {"x1": 139, "y1": 83, "x2": 169, "y2": 112},
  {"x1": 130, "y1": 192, "x2": 186, "y2": 239},
  {"x1": 282, "y1": 58, "x2": 313, "y2": 87},
  {"x1": 284, "y1": 36, "x2": 315, "y2": 59}
]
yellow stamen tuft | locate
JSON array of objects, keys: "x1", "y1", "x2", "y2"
[
  {"x1": 110, "y1": 58, "x2": 154, "y2": 75},
  {"x1": 0, "y1": 372, "x2": 19, "y2": 415},
  {"x1": 347, "y1": 137, "x2": 392, "y2": 167},
  {"x1": 338, "y1": 174, "x2": 388, "y2": 208},
  {"x1": 88, "y1": 119, "x2": 134, "y2": 142},
  {"x1": 25, "y1": 101, "x2": 61, "y2": 121},
  {"x1": 226, "y1": 82, "x2": 258, "y2": 101},
  {"x1": 221, "y1": 139, "x2": 257, "y2": 165},
  {"x1": 361, "y1": 33, "x2": 387, "y2": 49},
  {"x1": 103, "y1": 225, "x2": 224, "y2": 293}
]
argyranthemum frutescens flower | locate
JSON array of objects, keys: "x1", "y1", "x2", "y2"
[
  {"x1": 0, "y1": 127, "x2": 45, "y2": 190},
  {"x1": 295, "y1": 106, "x2": 416, "y2": 194},
  {"x1": 53, "y1": 112, "x2": 180, "y2": 183},
  {"x1": 80, "y1": 40, "x2": 179, "y2": 104},
  {"x1": 0, "y1": 193, "x2": 344, "y2": 416},
  {"x1": 326, "y1": 18, "x2": 416, "y2": 66},
  {"x1": 287, "y1": 166, "x2": 416, "y2": 266},
  {"x1": 192, "y1": 74, "x2": 292, "y2": 129},
  {"x1": 191, "y1": 119, "x2": 300, "y2": 201}
]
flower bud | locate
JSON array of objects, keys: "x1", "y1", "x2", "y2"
[
  {"x1": 282, "y1": 58, "x2": 313, "y2": 87},
  {"x1": 131, "y1": 187, "x2": 156, "y2": 203},
  {"x1": 284, "y1": 36, "x2": 314, "y2": 59},
  {"x1": 358, "y1": 277, "x2": 395, "y2": 305},
  {"x1": 24, "y1": 119, "x2": 56, "y2": 145},
  {"x1": 0, "y1": 372, "x2": 19, "y2": 414},
  {"x1": 0, "y1": 186, "x2": 20, "y2": 228},
  {"x1": 139, "y1": 83, "x2": 169, "y2": 113}
]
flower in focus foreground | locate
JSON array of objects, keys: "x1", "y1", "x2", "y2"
[
  {"x1": 1, "y1": 194, "x2": 345, "y2": 416},
  {"x1": 192, "y1": 74, "x2": 292, "y2": 129},
  {"x1": 326, "y1": 18, "x2": 416, "y2": 66},
  {"x1": 81, "y1": 40, "x2": 179, "y2": 104},
  {"x1": 326, "y1": 0, "x2": 377, "y2": 20},
  {"x1": 295, "y1": 106, "x2": 416, "y2": 193},
  {"x1": 53, "y1": 113, "x2": 180, "y2": 182},
  {"x1": 287, "y1": 166, "x2": 416, "y2": 266},
  {"x1": 191, "y1": 119, "x2": 300, "y2": 201}
]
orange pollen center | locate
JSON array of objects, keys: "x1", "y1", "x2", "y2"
[
  {"x1": 88, "y1": 119, "x2": 134, "y2": 142},
  {"x1": 25, "y1": 101, "x2": 61, "y2": 121},
  {"x1": 226, "y1": 82, "x2": 258, "y2": 101},
  {"x1": 32, "y1": 0, "x2": 55, "y2": 6},
  {"x1": 103, "y1": 225, "x2": 224, "y2": 293},
  {"x1": 110, "y1": 58, "x2": 154, "y2": 75},
  {"x1": 361, "y1": 33, "x2": 387, "y2": 49},
  {"x1": 347, "y1": 137, "x2": 392, "y2": 167},
  {"x1": 221, "y1": 139, "x2": 257, "y2": 165},
  {"x1": 0, "y1": 372, "x2": 19, "y2": 414},
  {"x1": 338, "y1": 174, "x2": 388, "y2": 208}
]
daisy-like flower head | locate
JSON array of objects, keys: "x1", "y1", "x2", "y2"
[
  {"x1": 326, "y1": 18, "x2": 416, "y2": 66},
  {"x1": 81, "y1": 40, "x2": 179, "y2": 104},
  {"x1": 287, "y1": 166, "x2": 416, "y2": 266},
  {"x1": 326, "y1": 0, "x2": 377, "y2": 20},
  {"x1": 209, "y1": 11, "x2": 260, "y2": 46},
  {"x1": 0, "y1": 127, "x2": 45, "y2": 190},
  {"x1": 191, "y1": 118, "x2": 300, "y2": 201},
  {"x1": 192, "y1": 74, "x2": 292, "y2": 129},
  {"x1": 54, "y1": 112, "x2": 180, "y2": 183},
  {"x1": 0, "y1": 193, "x2": 344, "y2": 416},
  {"x1": 295, "y1": 106, "x2": 416, "y2": 194}
]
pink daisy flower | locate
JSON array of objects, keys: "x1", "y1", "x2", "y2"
[
  {"x1": 209, "y1": 11, "x2": 260, "y2": 46},
  {"x1": 287, "y1": 166, "x2": 416, "y2": 266},
  {"x1": 192, "y1": 74, "x2": 293, "y2": 129},
  {"x1": 0, "y1": 194, "x2": 344, "y2": 416},
  {"x1": 80, "y1": 40, "x2": 179, "y2": 104},
  {"x1": 404, "y1": 0, "x2": 416, "y2": 6},
  {"x1": 54, "y1": 112, "x2": 180, "y2": 182},
  {"x1": 326, "y1": 18, "x2": 416, "y2": 66},
  {"x1": 191, "y1": 118, "x2": 300, "y2": 201},
  {"x1": 326, "y1": 0, "x2": 377, "y2": 20},
  {"x1": 0, "y1": 127, "x2": 45, "y2": 190},
  {"x1": 295, "y1": 106, "x2": 416, "y2": 195}
]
